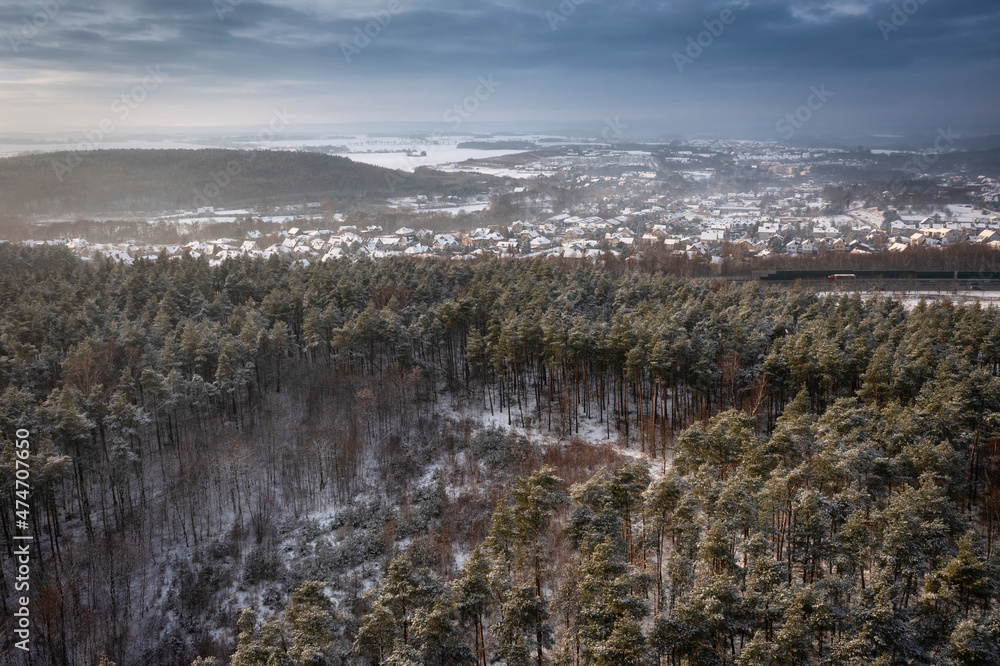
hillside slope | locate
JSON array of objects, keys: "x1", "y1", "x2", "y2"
[{"x1": 0, "y1": 148, "x2": 495, "y2": 216}]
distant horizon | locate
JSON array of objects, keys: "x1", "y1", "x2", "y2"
[{"x1": 3, "y1": 123, "x2": 1000, "y2": 151}]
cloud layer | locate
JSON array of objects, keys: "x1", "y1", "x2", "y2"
[{"x1": 1, "y1": 0, "x2": 998, "y2": 137}]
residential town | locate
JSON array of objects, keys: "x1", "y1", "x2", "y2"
[{"x1": 7, "y1": 143, "x2": 999, "y2": 268}]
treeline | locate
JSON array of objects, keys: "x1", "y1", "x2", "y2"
[
  {"x1": 456, "y1": 141, "x2": 540, "y2": 151},
  {"x1": 0, "y1": 149, "x2": 496, "y2": 216},
  {"x1": 626, "y1": 244, "x2": 1000, "y2": 280},
  {"x1": 733, "y1": 244, "x2": 1000, "y2": 278},
  {"x1": 0, "y1": 245, "x2": 998, "y2": 664}
]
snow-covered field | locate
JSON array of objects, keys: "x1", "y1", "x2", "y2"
[
  {"x1": 858, "y1": 290, "x2": 1000, "y2": 309},
  {"x1": 0, "y1": 133, "x2": 547, "y2": 174},
  {"x1": 144, "y1": 212, "x2": 324, "y2": 227},
  {"x1": 439, "y1": 164, "x2": 550, "y2": 179},
  {"x1": 387, "y1": 197, "x2": 491, "y2": 215},
  {"x1": 344, "y1": 148, "x2": 522, "y2": 172}
]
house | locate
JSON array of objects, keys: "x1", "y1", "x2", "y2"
[
  {"x1": 758, "y1": 222, "x2": 781, "y2": 240},
  {"x1": 376, "y1": 236, "x2": 402, "y2": 249},
  {"x1": 813, "y1": 224, "x2": 838, "y2": 239},
  {"x1": 925, "y1": 228, "x2": 963, "y2": 244},
  {"x1": 321, "y1": 247, "x2": 344, "y2": 262},
  {"x1": 866, "y1": 230, "x2": 889, "y2": 248},
  {"x1": 433, "y1": 234, "x2": 459, "y2": 251},
  {"x1": 848, "y1": 241, "x2": 876, "y2": 254},
  {"x1": 685, "y1": 243, "x2": 710, "y2": 260}
]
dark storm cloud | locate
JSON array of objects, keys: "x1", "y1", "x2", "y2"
[{"x1": 1, "y1": 0, "x2": 997, "y2": 134}]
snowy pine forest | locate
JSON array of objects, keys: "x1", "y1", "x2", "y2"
[{"x1": 1, "y1": 244, "x2": 999, "y2": 666}]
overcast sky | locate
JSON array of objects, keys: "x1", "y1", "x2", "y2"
[{"x1": 1, "y1": 0, "x2": 998, "y2": 139}]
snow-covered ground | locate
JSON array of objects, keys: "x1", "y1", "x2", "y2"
[
  {"x1": 0, "y1": 133, "x2": 546, "y2": 178},
  {"x1": 446, "y1": 394, "x2": 669, "y2": 478},
  {"x1": 146, "y1": 212, "x2": 324, "y2": 226},
  {"x1": 858, "y1": 290, "x2": 1000, "y2": 310},
  {"x1": 439, "y1": 164, "x2": 550, "y2": 179},
  {"x1": 386, "y1": 197, "x2": 491, "y2": 215},
  {"x1": 344, "y1": 148, "x2": 525, "y2": 172}
]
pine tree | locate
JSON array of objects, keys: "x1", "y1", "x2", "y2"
[
  {"x1": 412, "y1": 590, "x2": 476, "y2": 666},
  {"x1": 230, "y1": 608, "x2": 289, "y2": 666},
  {"x1": 576, "y1": 539, "x2": 648, "y2": 666},
  {"x1": 283, "y1": 581, "x2": 345, "y2": 666},
  {"x1": 356, "y1": 554, "x2": 441, "y2": 662},
  {"x1": 510, "y1": 467, "x2": 567, "y2": 666},
  {"x1": 456, "y1": 548, "x2": 492, "y2": 666}
]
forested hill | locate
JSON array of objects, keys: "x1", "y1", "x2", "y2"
[
  {"x1": 0, "y1": 149, "x2": 493, "y2": 216},
  {"x1": 0, "y1": 246, "x2": 999, "y2": 666}
]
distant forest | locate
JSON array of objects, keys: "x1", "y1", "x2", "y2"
[
  {"x1": 456, "y1": 141, "x2": 540, "y2": 151},
  {"x1": 0, "y1": 149, "x2": 496, "y2": 218},
  {"x1": 0, "y1": 247, "x2": 998, "y2": 666}
]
